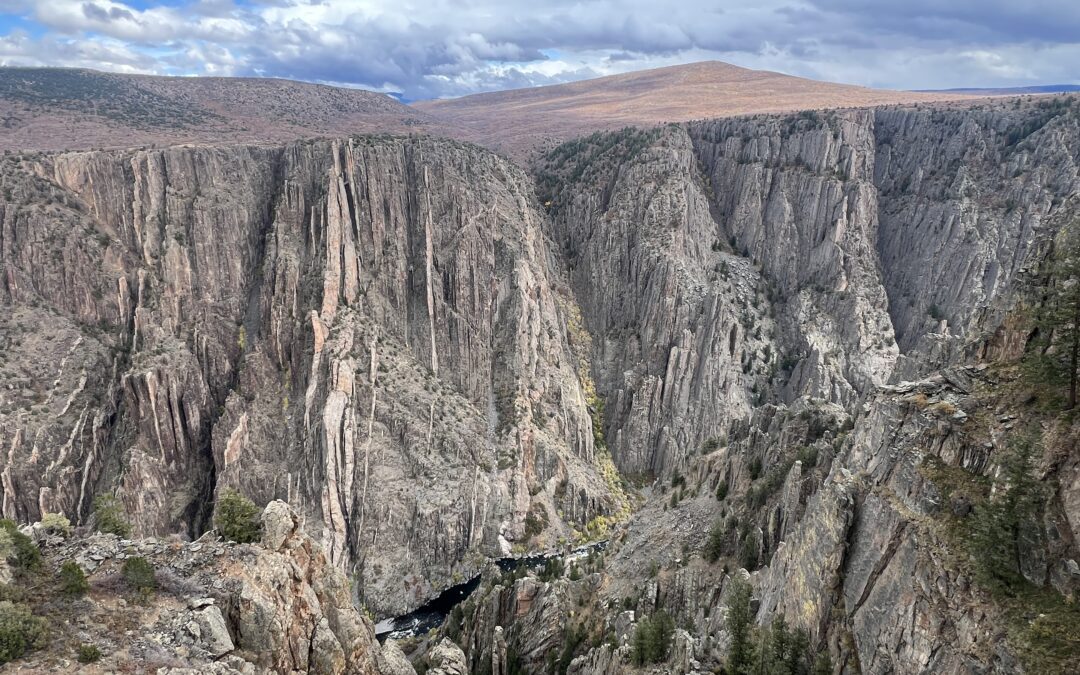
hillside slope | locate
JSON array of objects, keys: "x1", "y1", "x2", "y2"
[
  {"x1": 413, "y1": 60, "x2": 980, "y2": 157},
  {"x1": 0, "y1": 67, "x2": 447, "y2": 151}
]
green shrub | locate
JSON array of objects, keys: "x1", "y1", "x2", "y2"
[
  {"x1": 40, "y1": 513, "x2": 72, "y2": 538},
  {"x1": 716, "y1": 481, "x2": 729, "y2": 501},
  {"x1": 748, "y1": 457, "x2": 763, "y2": 480},
  {"x1": 77, "y1": 643, "x2": 102, "y2": 663},
  {"x1": 214, "y1": 489, "x2": 262, "y2": 544},
  {"x1": 121, "y1": 556, "x2": 156, "y2": 593},
  {"x1": 92, "y1": 495, "x2": 130, "y2": 537},
  {"x1": 58, "y1": 561, "x2": 88, "y2": 597},
  {"x1": 0, "y1": 521, "x2": 41, "y2": 574},
  {"x1": 0, "y1": 601, "x2": 47, "y2": 664}
]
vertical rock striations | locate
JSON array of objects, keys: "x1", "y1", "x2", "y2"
[{"x1": 0, "y1": 136, "x2": 623, "y2": 616}]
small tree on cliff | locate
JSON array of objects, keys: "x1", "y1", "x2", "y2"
[
  {"x1": 725, "y1": 577, "x2": 755, "y2": 674},
  {"x1": 1026, "y1": 217, "x2": 1080, "y2": 409},
  {"x1": 214, "y1": 489, "x2": 262, "y2": 544},
  {"x1": 971, "y1": 435, "x2": 1044, "y2": 592}
]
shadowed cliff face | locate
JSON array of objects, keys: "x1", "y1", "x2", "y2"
[{"x1": 0, "y1": 136, "x2": 624, "y2": 616}]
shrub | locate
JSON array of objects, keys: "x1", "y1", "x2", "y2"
[
  {"x1": 58, "y1": 561, "x2": 89, "y2": 597},
  {"x1": 92, "y1": 495, "x2": 130, "y2": 537},
  {"x1": 0, "y1": 521, "x2": 41, "y2": 574},
  {"x1": 77, "y1": 643, "x2": 102, "y2": 663},
  {"x1": 0, "y1": 601, "x2": 47, "y2": 664},
  {"x1": 121, "y1": 556, "x2": 156, "y2": 594},
  {"x1": 214, "y1": 489, "x2": 262, "y2": 544},
  {"x1": 40, "y1": 513, "x2": 72, "y2": 538}
]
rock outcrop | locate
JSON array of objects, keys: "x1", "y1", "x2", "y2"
[{"x1": 12, "y1": 501, "x2": 386, "y2": 673}]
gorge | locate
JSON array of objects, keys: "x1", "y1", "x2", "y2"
[{"x1": 1, "y1": 90, "x2": 1079, "y2": 673}]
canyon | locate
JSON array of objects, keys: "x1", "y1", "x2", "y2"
[{"x1": 0, "y1": 76, "x2": 1078, "y2": 672}]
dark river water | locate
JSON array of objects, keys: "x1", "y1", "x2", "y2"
[{"x1": 374, "y1": 541, "x2": 607, "y2": 640}]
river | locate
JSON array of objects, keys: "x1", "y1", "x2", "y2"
[{"x1": 374, "y1": 540, "x2": 607, "y2": 640}]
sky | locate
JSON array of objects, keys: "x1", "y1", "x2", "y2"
[{"x1": 0, "y1": 0, "x2": 1077, "y2": 101}]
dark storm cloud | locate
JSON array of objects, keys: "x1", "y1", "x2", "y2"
[{"x1": 0, "y1": 0, "x2": 1076, "y2": 98}]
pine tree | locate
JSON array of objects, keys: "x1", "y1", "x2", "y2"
[
  {"x1": 726, "y1": 577, "x2": 755, "y2": 674},
  {"x1": 971, "y1": 435, "x2": 1044, "y2": 592},
  {"x1": 630, "y1": 610, "x2": 674, "y2": 665},
  {"x1": 704, "y1": 519, "x2": 726, "y2": 563},
  {"x1": 1027, "y1": 218, "x2": 1080, "y2": 409},
  {"x1": 214, "y1": 489, "x2": 262, "y2": 543}
]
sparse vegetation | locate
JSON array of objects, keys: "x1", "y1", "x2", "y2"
[
  {"x1": 92, "y1": 495, "x2": 131, "y2": 538},
  {"x1": 58, "y1": 561, "x2": 89, "y2": 597},
  {"x1": 121, "y1": 556, "x2": 157, "y2": 595},
  {"x1": 0, "y1": 601, "x2": 47, "y2": 664},
  {"x1": 214, "y1": 489, "x2": 262, "y2": 544}
]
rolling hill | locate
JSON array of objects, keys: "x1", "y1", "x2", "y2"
[{"x1": 413, "y1": 60, "x2": 982, "y2": 157}]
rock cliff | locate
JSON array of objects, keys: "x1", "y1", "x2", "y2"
[
  {"x1": 0, "y1": 135, "x2": 624, "y2": 617},
  {"x1": 2, "y1": 93, "x2": 1080, "y2": 673}
]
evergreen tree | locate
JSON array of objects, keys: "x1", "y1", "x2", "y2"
[
  {"x1": 1027, "y1": 218, "x2": 1080, "y2": 409},
  {"x1": 92, "y1": 494, "x2": 130, "y2": 538},
  {"x1": 630, "y1": 610, "x2": 674, "y2": 665},
  {"x1": 214, "y1": 489, "x2": 262, "y2": 544},
  {"x1": 704, "y1": 519, "x2": 726, "y2": 563},
  {"x1": 971, "y1": 435, "x2": 1044, "y2": 592},
  {"x1": 726, "y1": 577, "x2": 755, "y2": 674}
]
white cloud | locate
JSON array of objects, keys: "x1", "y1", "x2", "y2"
[{"x1": 0, "y1": 0, "x2": 1075, "y2": 99}]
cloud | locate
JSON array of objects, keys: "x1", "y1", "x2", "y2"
[{"x1": 0, "y1": 0, "x2": 1075, "y2": 99}]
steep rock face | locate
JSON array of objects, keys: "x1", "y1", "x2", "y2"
[
  {"x1": 504, "y1": 98, "x2": 1080, "y2": 674},
  {"x1": 0, "y1": 136, "x2": 622, "y2": 616},
  {"x1": 689, "y1": 110, "x2": 898, "y2": 405},
  {"x1": 541, "y1": 128, "x2": 776, "y2": 476},
  {"x1": 874, "y1": 104, "x2": 1080, "y2": 353}
]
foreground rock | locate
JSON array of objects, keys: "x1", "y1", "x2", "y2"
[{"x1": 10, "y1": 502, "x2": 385, "y2": 673}]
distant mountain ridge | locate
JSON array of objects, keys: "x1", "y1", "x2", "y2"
[
  {"x1": 0, "y1": 67, "x2": 446, "y2": 151},
  {"x1": 916, "y1": 84, "x2": 1080, "y2": 95}
]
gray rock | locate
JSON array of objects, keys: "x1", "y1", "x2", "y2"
[
  {"x1": 377, "y1": 640, "x2": 418, "y2": 675},
  {"x1": 259, "y1": 500, "x2": 297, "y2": 552},
  {"x1": 196, "y1": 605, "x2": 234, "y2": 657}
]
